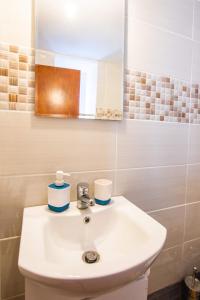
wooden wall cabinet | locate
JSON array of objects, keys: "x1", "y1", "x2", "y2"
[{"x1": 35, "y1": 64, "x2": 80, "y2": 118}]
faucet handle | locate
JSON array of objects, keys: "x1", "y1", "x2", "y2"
[
  {"x1": 77, "y1": 182, "x2": 89, "y2": 199},
  {"x1": 77, "y1": 182, "x2": 95, "y2": 209}
]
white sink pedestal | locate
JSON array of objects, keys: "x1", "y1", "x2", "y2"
[{"x1": 25, "y1": 271, "x2": 149, "y2": 300}]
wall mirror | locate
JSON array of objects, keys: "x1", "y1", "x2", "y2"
[{"x1": 35, "y1": 0, "x2": 125, "y2": 120}]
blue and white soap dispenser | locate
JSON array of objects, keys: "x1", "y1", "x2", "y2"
[{"x1": 48, "y1": 171, "x2": 71, "y2": 212}]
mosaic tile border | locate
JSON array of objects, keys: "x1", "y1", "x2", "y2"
[
  {"x1": 124, "y1": 69, "x2": 200, "y2": 124},
  {"x1": 0, "y1": 42, "x2": 35, "y2": 111}
]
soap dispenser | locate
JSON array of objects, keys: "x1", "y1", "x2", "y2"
[{"x1": 48, "y1": 171, "x2": 71, "y2": 212}]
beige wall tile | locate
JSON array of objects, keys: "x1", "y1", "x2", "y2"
[
  {"x1": 182, "y1": 238, "x2": 200, "y2": 276},
  {"x1": 129, "y1": 0, "x2": 193, "y2": 38},
  {"x1": 194, "y1": 0, "x2": 200, "y2": 42},
  {"x1": 148, "y1": 246, "x2": 183, "y2": 294},
  {"x1": 115, "y1": 166, "x2": 186, "y2": 211},
  {"x1": 0, "y1": 111, "x2": 117, "y2": 175},
  {"x1": 117, "y1": 120, "x2": 188, "y2": 169},
  {"x1": 0, "y1": 0, "x2": 32, "y2": 47},
  {"x1": 0, "y1": 175, "x2": 52, "y2": 239},
  {"x1": 191, "y1": 41, "x2": 200, "y2": 83},
  {"x1": 149, "y1": 206, "x2": 185, "y2": 249},
  {"x1": 127, "y1": 18, "x2": 193, "y2": 81},
  {"x1": 188, "y1": 125, "x2": 200, "y2": 163},
  {"x1": 0, "y1": 238, "x2": 24, "y2": 299},
  {"x1": 186, "y1": 164, "x2": 200, "y2": 203},
  {"x1": 185, "y1": 202, "x2": 200, "y2": 241}
]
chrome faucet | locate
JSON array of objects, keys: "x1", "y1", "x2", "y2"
[{"x1": 77, "y1": 182, "x2": 95, "y2": 209}]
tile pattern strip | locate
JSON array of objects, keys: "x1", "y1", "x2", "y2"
[
  {"x1": 0, "y1": 42, "x2": 35, "y2": 111},
  {"x1": 124, "y1": 69, "x2": 200, "y2": 124},
  {"x1": 1, "y1": 41, "x2": 200, "y2": 124}
]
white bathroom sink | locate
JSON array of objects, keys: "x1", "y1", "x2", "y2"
[{"x1": 18, "y1": 196, "x2": 166, "y2": 299}]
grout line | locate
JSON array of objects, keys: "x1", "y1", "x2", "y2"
[
  {"x1": 114, "y1": 164, "x2": 188, "y2": 171},
  {"x1": 0, "y1": 236, "x2": 20, "y2": 242},
  {"x1": 192, "y1": 0, "x2": 196, "y2": 42},
  {"x1": 0, "y1": 40, "x2": 35, "y2": 51},
  {"x1": 0, "y1": 170, "x2": 115, "y2": 179},
  {"x1": 3, "y1": 293, "x2": 25, "y2": 300},
  {"x1": 148, "y1": 200, "x2": 200, "y2": 215},
  {"x1": 129, "y1": 15, "x2": 199, "y2": 45},
  {"x1": 0, "y1": 108, "x2": 193, "y2": 125},
  {"x1": 181, "y1": 0, "x2": 196, "y2": 259},
  {"x1": 160, "y1": 244, "x2": 183, "y2": 253},
  {"x1": 3, "y1": 160, "x2": 200, "y2": 178},
  {"x1": 181, "y1": 38, "x2": 193, "y2": 257},
  {"x1": 187, "y1": 162, "x2": 200, "y2": 166},
  {"x1": 182, "y1": 172, "x2": 188, "y2": 249},
  {"x1": 2, "y1": 104, "x2": 200, "y2": 126},
  {"x1": 181, "y1": 163, "x2": 189, "y2": 262},
  {"x1": 0, "y1": 163, "x2": 196, "y2": 179},
  {"x1": 185, "y1": 200, "x2": 200, "y2": 206},
  {"x1": 2, "y1": 109, "x2": 200, "y2": 126},
  {"x1": 147, "y1": 204, "x2": 186, "y2": 214},
  {"x1": 183, "y1": 236, "x2": 200, "y2": 245},
  {"x1": 123, "y1": 118, "x2": 191, "y2": 126}
]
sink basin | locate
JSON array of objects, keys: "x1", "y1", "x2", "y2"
[{"x1": 18, "y1": 196, "x2": 166, "y2": 299}]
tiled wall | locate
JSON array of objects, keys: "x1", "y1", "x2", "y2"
[
  {"x1": 1, "y1": 41, "x2": 200, "y2": 124},
  {"x1": 0, "y1": 43, "x2": 35, "y2": 112},
  {"x1": 2, "y1": 113, "x2": 200, "y2": 299},
  {"x1": 124, "y1": 0, "x2": 200, "y2": 294},
  {"x1": 1, "y1": 0, "x2": 200, "y2": 300},
  {"x1": 124, "y1": 70, "x2": 200, "y2": 124}
]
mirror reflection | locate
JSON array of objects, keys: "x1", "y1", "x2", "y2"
[{"x1": 35, "y1": 0, "x2": 125, "y2": 120}]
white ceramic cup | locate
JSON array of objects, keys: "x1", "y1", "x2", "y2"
[{"x1": 94, "y1": 179, "x2": 112, "y2": 202}]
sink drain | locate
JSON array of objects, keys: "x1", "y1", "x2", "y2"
[{"x1": 82, "y1": 251, "x2": 100, "y2": 264}]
